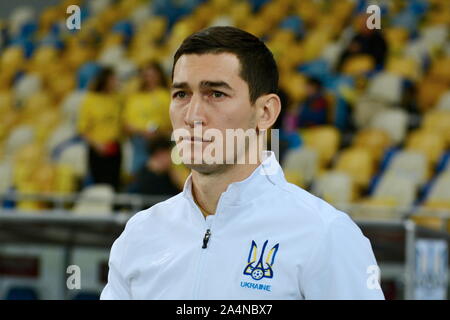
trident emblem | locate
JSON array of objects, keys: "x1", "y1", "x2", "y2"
[{"x1": 243, "y1": 240, "x2": 279, "y2": 281}]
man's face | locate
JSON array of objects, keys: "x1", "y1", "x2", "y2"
[{"x1": 170, "y1": 53, "x2": 258, "y2": 174}]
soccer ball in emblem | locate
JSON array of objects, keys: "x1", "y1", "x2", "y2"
[{"x1": 251, "y1": 268, "x2": 264, "y2": 280}]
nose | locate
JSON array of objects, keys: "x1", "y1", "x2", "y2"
[{"x1": 184, "y1": 93, "x2": 207, "y2": 128}]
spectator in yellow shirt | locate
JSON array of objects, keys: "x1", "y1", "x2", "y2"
[
  {"x1": 123, "y1": 62, "x2": 171, "y2": 173},
  {"x1": 78, "y1": 67, "x2": 123, "y2": 191}
]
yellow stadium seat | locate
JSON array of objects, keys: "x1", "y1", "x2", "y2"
[
  {"x1": 281, "y1": 72, "x2": 307, "y2": 103},
  {"x1": 302, "y1": 29, "x2": 332, "y2": 62},
  {"x1": 0, "y1": 111, "x2": 19, "y2": 143},
  {"x1": 34, "y1": 111, "x2": 61, "y2": 145},
  {"x1": 54, "y1": 164, "x2": 78, "y2": 194},
  {"x1": 342, "y1": 54, "x2": 375, "y2": 76},
  {"x1": 352, "y1": 197, "x2": 400, "y2": 220},
  {"x1": 417, "y1": 75, "x2": 449, "y2": 112},
  {"x1": 47, "y1": 72, "x2": 75, "y2": 103},
  {"x1": 1, "y1": 46, "x2": 24, "y2": 73},
  {"x1": 405, "y1": 129, "x2": 446, "y2": 165},
  {"x1": 230, "y1": 1, "x2": 252, "y2": 28},
  {"x1": 429, "y1": 57, "x2": 450, "y2": 83},
  {"x1": 29, "y1": 46, "x2": 59, "y2": 74},
  {"x1": 411, "y1": 215, "x2": 446, "y2": 231},
  {"x1": 64, "y1": 41, "x2": 96, "y2": 70},
  {"x1": 386, "y1": 56, "x2": 421, "y2": 81},
  {"x1": 385, "y1": 27, "x2": 409, "y2": 53},
  {"x1": 32, "y1": 162, "x2": 56, "y2": 193},
  {"x1": 138, "y1": 16, "x2": 168, "y2": 42},
  {"x1": 334, "y1": 147, "x2": 375, "y2": 189},
  {"x1": 302, "y1": 125, "x2": 340, "y2": 168},
  {"x1": 284, "y1": 169, "x2": 305, "y2": 188},
  {"x1": 0, "y1": 91, "x2": 13, "y2": 116},
  {"x1": 39, "y1": 6, "x2": 63, "y2": 35},
  {"x1": 296, "y1": 0, "x2": 320, "y2": 26},
  {"x1": 422, "y1": 110, "x2": 450, "y2": 145},
  {"x1": 353, "y1": 128, "x2": 392, "y2": 161},
  {"x1": 22, "y1": 91, "x2": 55, "y2": 123}
]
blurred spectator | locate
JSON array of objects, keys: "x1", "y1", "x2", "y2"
[
  {"x1": 78, "y1": 67, "x2": 123, "y2": 191},
  {"x1": 337, "y1": 14, "x2": 388, "y2": 72},
  {"x1": 123, "y1": 62, "x2": 171, "y2": 174},
  {"x1": 296, "y1": 77, "x2": 330, "y2": 128},
  {"x1": 125, "y1": 136, "x2": 181, "y2": 196}
]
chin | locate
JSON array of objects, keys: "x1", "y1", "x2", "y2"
[{"x1": 184, "y1": 162, "x2": 231, "y2": 175}]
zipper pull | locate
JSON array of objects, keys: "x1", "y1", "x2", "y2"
[{"x1": 202, "y1": 229, "x2": 211, "y2": 249}]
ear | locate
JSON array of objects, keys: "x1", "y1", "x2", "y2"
[{"x1": 255, "y1": 93, "x2": 281, "y2": 131}]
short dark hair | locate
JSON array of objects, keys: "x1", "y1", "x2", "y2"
[
  {"x1": 139, "y1": 61, "x2": 168, "y2": 89},
  {"x1": 147, "y1": 135, "x2": 174, "y2": 155},
  {"x1": 90, "y1": 66, "x2": 114, "y2": 92},
  {"x1": 172, "y1": 26, "x2": 279, "y2": 104}
]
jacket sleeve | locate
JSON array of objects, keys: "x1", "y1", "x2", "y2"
[{"x1": 300, "y1": 213, "x2": 385, "y2": 300}]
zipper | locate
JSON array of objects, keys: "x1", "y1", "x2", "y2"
[
  {"x1": 193, "y1": 215, "x2": 215, "y2": 299},
  {"x1": 202, "y1": 229, "x2": 211, "y2": 249}
]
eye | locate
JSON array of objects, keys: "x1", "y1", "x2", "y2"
[
  {"x1": 211, "y1": 91, "x2": 226, "y2": 99},
  {"x1": 173, "y1": 91, "x2": 187, "y2": 99}
]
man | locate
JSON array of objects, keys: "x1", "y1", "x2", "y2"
[{"x1": 101, "y1": 26, "x2": 384, "y2": 300}]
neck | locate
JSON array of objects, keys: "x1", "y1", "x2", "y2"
[{"x1": 191, "y1": 157, "x2": 261, "y2": 217}]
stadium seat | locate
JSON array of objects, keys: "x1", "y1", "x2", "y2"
[
  {"x1": 366, "y1": 72, "x2": 403, "y2": 105},
  {"x1": 386, "y1": 56, "x2": 421, "y2": 81},
  {"x1": 385, "y1": 27, "x2": 409, "y2": 53},
  {"x1": 334, "y1": 147, "x2": 375, "y2": 190},
  {"x1": 13, "y1": 73, "x2": 42, "y2": 104},
  {"x1": 57, "y1": 142, "x2": 87, "y2": 178},
  {"x1": 311, "y1": 170, "x2": 355, "y2": 204},
  {"x1": 429, "y1": 57, "x2": 450, "y2": 83},
  {"x1": 301, "y1": 125, "x2": 340, "y2": 168},
  {"x1": 0, "y1": 46, "x2": 25, "y2": 73},
  {"x1": 46, "y1": 122, "x2": 77, "y2": 155},
  {"x1": 370, "y1": 108, "x2": 408, "y2": 145},
  {"x1": 61, "y1": 90, "x2": 87, "y2": 128},
  {"x1": 341, "y1": 54, "x2": 375, "y2": 76},
  {"x1": 435, "y1": 91, "x2": 450, "y2": 110},
  {"x1": 422, "y1": 110, "x2": 450, "y2": 145},
  {"x1": 353, "y1": 128, "x2": 392, "y2": 162},
  {"x1": 353, "y1": 95, "x2": 392, "y2": 129},
  {"x1": 370, "y1": 171, "x2": 418, "y2": 208},
  {"x1": 405, "y1": 129, "x2": 446, "y2": 165},
  {"x1": 73, "y1": 184, "x2": 115, "y2": 215},
  {"x1": 417, "y1": 75, "x2": 449, "y2": 112},
  {"x1": 423, "y1": 170, "x2": 450, "y2": 207},
  {"x1": 0, "y1": 160, "x2": 13, "y2": 194},
  {"x1": 4, "y1": 125, "x2": 35, "y2": 158},
  {"x1": 282, "y1": 147, "x2": 318, "y2": 187},
  {"x1": 385, "y1": 150, "x2": 429, "y2": 187}
]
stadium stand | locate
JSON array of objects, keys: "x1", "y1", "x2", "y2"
[{"x1": 0, "y1": 0, "x2": 449, "y2": 300}]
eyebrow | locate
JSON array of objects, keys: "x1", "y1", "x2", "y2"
[{"x1": 171, "y1": 81, "x2": 234, "y2": 92}]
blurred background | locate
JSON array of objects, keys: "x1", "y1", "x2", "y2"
[{"x1": 0, "y1": 0, "x2": 449, "y2": 300}]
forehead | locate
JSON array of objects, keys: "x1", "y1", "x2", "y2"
[{"x1": 172, "y1": 53, "x2": 243, "y2": 86}]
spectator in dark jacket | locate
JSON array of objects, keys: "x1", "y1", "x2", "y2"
[
  {"x1": 126, "y1": 136, "x2": 181, "y2": 196},
  {"x1": 297, "y1": 77, "x2": 329, "y2": 128}
]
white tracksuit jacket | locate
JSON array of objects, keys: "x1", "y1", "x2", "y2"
[{"x1": 101, "y1": 151, "x2": 385, "y2": 300}]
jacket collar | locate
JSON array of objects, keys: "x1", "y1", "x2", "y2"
[{"x1": 182, "y1": 151, "x2": 286, "y2": 207}]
